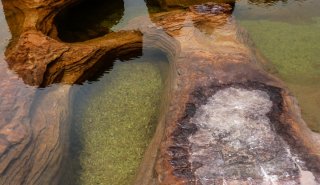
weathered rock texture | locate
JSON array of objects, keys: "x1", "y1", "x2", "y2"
[
  {"x1": 147, "y1": 0, "x2": 235, "y2": 9},
  {"x1": 130, "y1": 3, "x2": 320, "y2": 185},
  {"x1": 0, "y1": 0, "x2": 141, "y2": 184},
  {"x1": 2, "y1": 0, "x2": 142, "y2": 86},
  {"x1": 1, "y1": 0, "x2": 320, "y2": 185}
]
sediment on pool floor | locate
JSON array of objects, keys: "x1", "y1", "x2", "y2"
[{"x1": 60, "y1": 48, "x2": 170, "y2": 185}]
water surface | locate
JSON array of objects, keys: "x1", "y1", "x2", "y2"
[
  {"x1": 234, "y1": 0, "x2": 320, "y2": 131},
  {"x1": 62, "y1": 49, "x2": 168, "y2": 185},
  {"x1": 1, "y1": 0, "x2": 320, "y2": 184}
]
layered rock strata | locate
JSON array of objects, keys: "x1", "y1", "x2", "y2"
[
  {"x1": 0, "y1": 0, "x2": 141, "y2": 184},
  {"x1": 2, "y1": 0, "x2": 142, "y2": 86},
  {"x1": 0, "y1": 0, "x2": 319, "y2": 185}
]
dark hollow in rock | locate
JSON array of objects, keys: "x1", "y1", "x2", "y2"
[
  {"x1": 54, "y1": 0, "x2": 124, "y2": 42},
  {"x1": 169, "y1": 81, "x2": 320, "y2": 184},
  {"x1": 74, "y1": 46, "x2": 143, "y2": 85}
]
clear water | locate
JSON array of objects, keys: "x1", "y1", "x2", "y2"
[
  {"x1": 58, "y1": 0, "x2": 169, "y2": 183},
  {"x1": 233, "y1": 0, "x2": 320, "y2": 131},
  {"x1": 61, "y1": 49, "x2": 168, "y2": 185},
  {"x1": 0, "y1": 0, "x2": 320, "y2": 184}
]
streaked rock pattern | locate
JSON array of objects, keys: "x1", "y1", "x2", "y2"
[
  {"x1": 0, "y1": 0, "x2": 141, "y2": 184},
  {"x1": 3, "y1": 0, "x2": 142, "y2": 86},
  {"x1": 0, "y1": 0, "x2": 319, "y2": 185}
]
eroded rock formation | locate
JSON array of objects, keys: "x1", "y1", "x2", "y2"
[
  {"x1": 0, "y1": 0, "x2": 320, "y2": 185},
  {"x1": 3, "y1": 0, "x2": 142, "y2": 86},
  {"x1": 0, "y1": 0, "x2": 141, "y2": 184}
]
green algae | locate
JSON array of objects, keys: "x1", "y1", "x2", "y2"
[
  {"x1": 239, "y1": 18, "x2": 320, "y2": 131},
  {"x1": 66, "y1": 54, "x2": 167, "y2": 185}
]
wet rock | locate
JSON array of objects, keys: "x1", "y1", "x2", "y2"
[
  {"x1": 3, "y1": 0, "x2": 143, "y2": 86},
  {"x1": 190, "y1": 3, "x2": 233, "y2": 15},
  {"x1": 173, "y1": 83, "x2": 318, "y2": 184},
  {"x1": 128, "y1": 5, "x2": 320, "y2": 185},
  {"x1": 146, "y1": 0, "x2": 235, "y2": 9},
  {"x1": 0, "y1": 0, "x2": 141, "y2": 184},
  {"x1": 0, "y1": 0, "x2": 319, "y2": 185}
]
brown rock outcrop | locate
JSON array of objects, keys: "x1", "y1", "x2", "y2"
[
  {"x1": 0, "y1": 0, "x2": 141, "y2": 184},
  {"x1": 1, "y1": 0, "x2": 319, "y2": 185},
  {"x1": 3, "y1": 0, "x2": 142, "y2": 86}
]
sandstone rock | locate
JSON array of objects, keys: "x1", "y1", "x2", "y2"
[
  {"x1": 0, "y1": 0, "x2": 141, "y2": 184},
  {"x1": 0, "y1": 0, "x2": 319, "y2": 185},
  {"x1": 3, "y1": 0, "x2": 143, "y2": 86}
]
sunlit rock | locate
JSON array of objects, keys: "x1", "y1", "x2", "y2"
[
  {"x1": 3, "y1": 0, "x2": 143, "y2": 86},
  {"x1": 131, "y1": 3, "x2": 320, "y2": 185},
  {"x1": 0, "y1": 0, "x2": 319, "y2": 185}
]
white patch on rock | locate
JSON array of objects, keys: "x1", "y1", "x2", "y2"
[{"x1": 188, "y1": 87, "x2": 311, "y2": 184}]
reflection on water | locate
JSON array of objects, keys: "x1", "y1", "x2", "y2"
[
  {"x1": 62, "y1": 49, "x2": 168, "y2": 185},
  {"x1": 248, "y1": 0, "x2": 305, "y2": 6},
  {"x1": 55, "y1": 0, "x2": 124, "y2": 42},
  {"x1": 234, "y1": 0, "x2": 320, "y2": 131},
  {"x1": 54, "y1": 0, "x2": 156, "y2": 42},
  {"x1": 234, "y1": 0, "x2": 320, "y2": 23},
  {"x1": 112, "y1": 0, "x2": 152, "y2": 30},
  {"x1": 1, "y1": 0, "x2": 320, "y2": 183}
]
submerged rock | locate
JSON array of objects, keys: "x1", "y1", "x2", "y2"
[
  {"x1": 190, "y1": 3, "x2": 233, "y2": 15},
  {"x1": 0, "y1": 0, "x2": 142, "y2": 184},
  {"x1": 147, "y1": 0, "x2": 235, "y2": 9},
  {"x1": 129, "y1": 4, "x2": 320, "y2": 185},
  {"x1": 171, "y1": 83, "x2": 318, "y2": 184},
  {"x1": 0, "y1": 0, "x2": 319, "y2": 185}
]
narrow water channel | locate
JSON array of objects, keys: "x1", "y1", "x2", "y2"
[{"x1": 54, "y1": 0, "x2": 169, "y2": 184}]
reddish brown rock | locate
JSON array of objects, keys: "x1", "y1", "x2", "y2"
[
  {"x1": 0, "y1": 0, "x2": 142, "y2": 184},
  {"x1": 0, "y1": 0, "x2": 319, "y2": 185},
  {"x1": 3, "y1": 0, "x2": 142, "y2": 86}
]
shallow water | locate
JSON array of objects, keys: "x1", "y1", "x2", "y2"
[
  {"x1": 61, "y1": 49, "x2": 168, "y2": 185},
  {"x1": 234, "y1": 0, "x2": 320, "y2": 131},
  {"x1": 0, "y1": 0, "x2": 320, "y2": 184}
]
